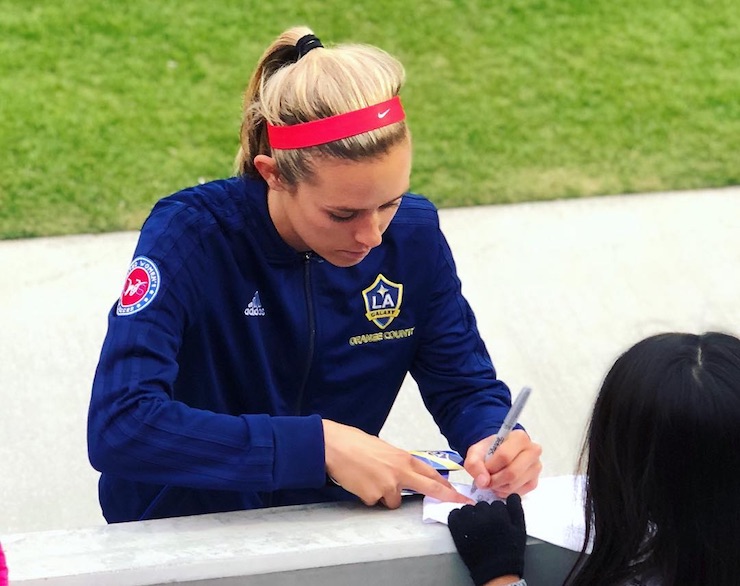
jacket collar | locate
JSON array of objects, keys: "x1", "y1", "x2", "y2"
[{"x1": 237, "y1": 176, "x2": 311, "y2": 266}]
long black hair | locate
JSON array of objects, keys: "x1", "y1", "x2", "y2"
[{"x1": 567, "y1": 332, "x2": 740, "y2": 586}]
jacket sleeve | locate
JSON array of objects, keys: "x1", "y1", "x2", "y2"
[
  {"x1": 410, "y1": 228, "x2": 514, "y2": 455},
  {"x1": 87, "y1": 201, "x2": 326, "y2": 492}
]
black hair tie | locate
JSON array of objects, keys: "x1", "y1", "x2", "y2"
[{"x1": 296, "y1": 34, "x2": 323, "y2": 59}]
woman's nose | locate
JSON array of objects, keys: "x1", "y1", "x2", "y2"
[{"x1": 354, "y1": 213, "x2": 383, "y2": 249}]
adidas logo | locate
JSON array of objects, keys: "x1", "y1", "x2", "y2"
[{"x1": 244, "y1": 291, "x2": 266, "y2": 317}]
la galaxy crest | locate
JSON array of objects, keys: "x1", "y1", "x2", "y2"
[{"x1": 362, "y1": 274, "x2": 403, "y2": 329}]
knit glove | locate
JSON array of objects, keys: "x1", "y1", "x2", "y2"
[{"x1": 448, "y1": 494, "x2": 526, "y2": 586}]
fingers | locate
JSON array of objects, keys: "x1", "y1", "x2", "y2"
[
  {"x1": 486, "y1": 430, "x2": 536, "y2": 473},
  {"x1": 323, "y1": 419, "x2": 472, "y2": 508},
  {"x1": 505, "y1": 493, "x2": 526, "y2": 531},
  {"x1": 369, "y1": 470, "x2": 469, "y2": 508},
  {"x1": 408, "y1": 456, "x2": 475, "y2": 503},
  {"x1": 379, "y1": 492, "x2": 402, "y2": 510},
  {"x1": 385, "y1": 458, "x2": 471, "y2": 506},
  {"x1": 463, "y1": 436, "x2": 492, "y2": 488},
  {"x1": 465, "y1": 430, "x2": 543, "y2": 496},
  {"x1": 489, "y1": 441, "x2": 542, "y2": 497},
  {"x1": 492, "y1": 475, "x2": 540, "y2": 499},
  {"x1": 407, "y1": 474, "x2": 474, "y2": 505},
  {"x1": 449, "y1": 500, "x2": 507, "y2": 532}
]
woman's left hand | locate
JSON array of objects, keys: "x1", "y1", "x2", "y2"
[
  {"x1": 448, "y1": 494, "x2": 527, "y2": 586},
  {"x1": 464, "y1": 429, "x2": 542, "y2": 497}
]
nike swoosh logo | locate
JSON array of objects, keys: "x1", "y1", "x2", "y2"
[{"x1": 377, "y1": 108, "x2": 391, "y2": 119}]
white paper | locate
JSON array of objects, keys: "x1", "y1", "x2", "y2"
[
  {"x1": 521, "y1": 475, "x2": 589, "y2": 553},
  {"x1": 422, "y1": 475, "x2": 590, "y2": 553},
  {"x1": 422, "y1": 482, "x2": 499, "y2": 524}
]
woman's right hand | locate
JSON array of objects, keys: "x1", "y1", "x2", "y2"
[{"x1": 322, "y1": 419, "x2": 472, "y2": 508}]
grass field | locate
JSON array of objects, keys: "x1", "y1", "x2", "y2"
[{"x1": 1, "y1": 0, "x2": 738, "y2": 239}]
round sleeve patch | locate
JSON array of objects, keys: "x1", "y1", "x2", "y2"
[{"x1": 116, "y1": 256, "x2": 161, "y2": 316}]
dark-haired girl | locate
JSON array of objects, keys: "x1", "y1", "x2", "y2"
[{"x1": 450, "y1": 332, "x2": 740, "y2": 586}]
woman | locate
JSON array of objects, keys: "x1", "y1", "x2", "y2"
[
  {"x1": 449, "y1": 331, "x2": 740, "y2": 585},
  {"x1": 88, "y1": 26, "x2": 541, "y2": 523}
]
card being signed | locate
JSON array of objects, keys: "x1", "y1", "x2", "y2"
[
  {"x1": 422, "y1": 482, "x2": 498, "y2": 524},
  {"x1": 401, "y1": 450, "x2": 465, "y2": 497}
]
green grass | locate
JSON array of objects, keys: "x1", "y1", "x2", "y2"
[{"x1": 1, "y1": 0, "x2": 738, "y2": 238}]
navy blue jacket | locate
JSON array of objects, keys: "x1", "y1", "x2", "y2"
[{"x1": 88, "y1": 175, "x2": 513, "y2": 522}]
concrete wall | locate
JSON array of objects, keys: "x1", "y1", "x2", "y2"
[
  {"x1": 1, "y1": 188, "x2": 738, "y2": 535},
  {"x1": 4, "y1": 499, "x2": 579, "y2": 586}
]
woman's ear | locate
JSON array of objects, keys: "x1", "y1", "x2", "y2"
[{"x1": 253, "y1": 155, "x2": 287, "y2": 192}]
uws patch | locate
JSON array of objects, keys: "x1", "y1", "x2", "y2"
[
  {"x1": 362, "y1": 273, "x2": 403, "y2": 330},
  {"x1": 116, "y1": 256, "x2": 160, "y2": 316}
]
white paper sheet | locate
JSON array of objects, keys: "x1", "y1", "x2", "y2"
[
  {"x1": 422, "y1": 475, "x2": 590, "y2": 553},
  {"x1": 520, "y1": 475, "x2": 589, "y2": 552},
  {"x1": 421, "y1": 482, "x2": 499, "y2": 524}
]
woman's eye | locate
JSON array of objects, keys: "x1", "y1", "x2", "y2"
[{"x1": 329, "y1": 212, "x2": 356, "y2": 222}]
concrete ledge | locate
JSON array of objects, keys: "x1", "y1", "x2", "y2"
[{"x1": 4, "y1": 499, "x2": 578, "y2": 586}]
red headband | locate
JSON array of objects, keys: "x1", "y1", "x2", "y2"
[{"x1": 266, "y1": 96, "x2": 405, "y2": 150}]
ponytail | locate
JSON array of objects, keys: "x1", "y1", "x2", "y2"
[{"x1": 235, "y1": 27, "x2": 407, "y2": 184}]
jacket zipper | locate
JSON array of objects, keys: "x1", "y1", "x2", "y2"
[{"x1": 295, "y1": 252, "x2": 316, "y2": 414}]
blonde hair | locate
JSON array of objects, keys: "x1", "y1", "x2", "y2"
[{"x1": 236, "y1": 26, "x2": 408, "y2": 184}]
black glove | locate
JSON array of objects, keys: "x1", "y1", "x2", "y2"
[{"x1": 448, "y1": 494, "x2": 527, "y2": 586}]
